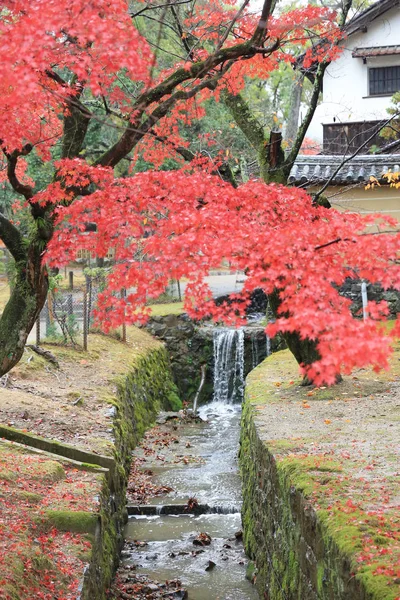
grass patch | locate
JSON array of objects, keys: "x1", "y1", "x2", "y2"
[
  {"x1": 147, "y1": 302, "x2": 185, "y2": 316},
  {"x1": 0, "y1": 281, "x2": 10, "y2": 312}
]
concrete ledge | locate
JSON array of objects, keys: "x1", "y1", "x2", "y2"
[
  {"x1": 0, "y1": 424, "x2": 115, "y2": 470},
  {"x1": 127, "y1": 504, "x2": 240, "y2": 516},
  {"x1": 0, "y1": 438, "x2": 109, "y2": 474}
]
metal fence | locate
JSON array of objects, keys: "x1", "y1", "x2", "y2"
[{"x1": 34, "y1": 274, "x2": 126, "y2": 349}]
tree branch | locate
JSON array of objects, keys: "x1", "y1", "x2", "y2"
[
  {"x1": 44, "y1": 71, "x2": 92, "y2": 159},
  {"x1": 4, "y1": 145, "x2": 34, "y2": 201},
  {"x1": 283, "y1": 0, "x2": 354, "y2": 175},
  {"x1": 149, "y1": 132, "x2": 238, "y2": 186},
  {"x1": 285, "y1": 61, "x2": 328, "y2": 172},
  {"x1": 170, "y1": 3, "x2": 194, "y2": 58},
  {"x1": 252, "y1": 0, "x2": 274, "y2": 45},
  {"x1": 0, "y1": 213, "x2": 26, "y2": 262},
  {"x1": 97, "y1": 65, "x2": 233, "y2": 167},
  {"x1": 130, "y1": 0, "x2": 192, "y2": 19},
  {"x1": 312, "y1": 113, "x2": 399, "y2": 204},
  {"x1": 223, "y1": 91, "x2": 267, "y2": 151},
  {"x1": 96, "y1": 0, "x2": 274, "y2": 168},
  {"x1": 217, "y1": 0, "x2": 251, "y2": 50}
]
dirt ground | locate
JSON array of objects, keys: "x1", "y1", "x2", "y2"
[{"x1": 0, "y1": 329, "x2": 161, "y2": 455}]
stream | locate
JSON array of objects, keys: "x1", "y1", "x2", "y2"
[
  {"x1": 112, "y1": 329, "x2": 261, "y2": 599},
  {"x1": 124, "y1": 403, "x2": 258, "y2": 599}
]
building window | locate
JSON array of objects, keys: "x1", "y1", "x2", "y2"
[{"x1": 369, "y1": 66, "x2": 400, "y2": 96}]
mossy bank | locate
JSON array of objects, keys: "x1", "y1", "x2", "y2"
[
  {"x1": 81, "y1": 338, "x2": 181, "y2": 599},
  {"x1": 0, "y1": 329, "x2": 181, "y2": 599},
  {"x1": 240, "y1": 349, "x2": 400, "y2": 600}
]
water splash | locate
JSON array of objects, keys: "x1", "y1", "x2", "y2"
[
  {"x1": 266, "y1": 334, "x2": 271, "y2": 357},
  {"x1": 213, "y1": 329, "x2": 245, "y2": 403}
]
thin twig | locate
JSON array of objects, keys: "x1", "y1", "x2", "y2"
[{"x1": 313, "y1": 113, "x2": 400, "y2": 204}]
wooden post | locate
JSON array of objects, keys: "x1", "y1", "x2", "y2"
[
  {"x1": 121, "y1": 289, "x2": 126, "y2": 343},
  {"x1": 36, "y1": 317, "x2": 40, "y2": 346},
  {"x1": 177, "y1": 279, "x2": 182, "y2": 302},
  {"x1": 68, "y1": 271, "x2": 74, "y2": 290},
  {"x1": 45, "y1": 298, "x2": 51, "y2": 336},
  {"x1": 83, "y1": 290, "x2": 88, "y2": 351}
]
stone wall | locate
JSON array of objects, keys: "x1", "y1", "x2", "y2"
[
  {"x1": 340, "y1": 278, "x2": 400, "y2": 318},
  {"x1": 81, "y1": 346, "x2": 180, "y2": 599},
  {"x1": 145, "y1": 314, "x2": 215, "y2": 403},
  {"x1": 240, "y1": 352, "x2": 400, "y2": 600}
]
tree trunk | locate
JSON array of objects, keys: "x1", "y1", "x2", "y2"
[
  {"x1": 284, "y1": 72, "x2": 304, "y2": 150},
  {"x1": 268, "y1": 289, "x2": 341, "y2": 385},
  {"x1": 259, "y1": 130, "x2": 287, "y2": 184},
  {"x1": 0, "y1": 245, "x2": 48, "y2": 376}
]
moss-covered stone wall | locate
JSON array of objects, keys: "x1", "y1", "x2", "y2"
[
  {"x1": 81, "y1": 345, "x2": 181, "y2": 599},
  {"x1": 240, "y1": 351, "x2": 400, "y2": 600}
]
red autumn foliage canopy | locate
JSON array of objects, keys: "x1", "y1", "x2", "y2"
[
  {"x1": 44, "y1": 162, "x2": 400, "y2": 386},
  {"x1": 2, "y1": 0, "x2": 400, "y2": 384},
  {"x1": 0, "y1": 0, "x2": 341, "y2": 159}
]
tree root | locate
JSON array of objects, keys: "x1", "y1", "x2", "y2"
[{"x1": 26, "y1": 345, "x2": 59, "y2": 368}]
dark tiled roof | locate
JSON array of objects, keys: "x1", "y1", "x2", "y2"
[
  {"x1": 345, "y1": 0, "x2": 399, "y2": 36},
  {"x1": 352, "y1": 45, "x2": 400, "y2": 57},
  {"x1": 288, "y1": 154, "x2": 400, "y2": 185}
]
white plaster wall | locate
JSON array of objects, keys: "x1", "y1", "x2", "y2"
[{"x1": 306, "y1": 5, "x2": 400, "y2": 143}]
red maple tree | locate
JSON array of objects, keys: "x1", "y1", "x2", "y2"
[{"x1": 1, "y1": 0, "x2": 399, "y2": 384}]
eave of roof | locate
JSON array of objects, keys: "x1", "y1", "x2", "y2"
[
  {"x1": 352, "y1": 44, "x2": 400, "y2": 57},
  {"x1": 345, "y1": 0, "x2": 399, "y2": 36},
  {"x1": 295, "y1": 0, "x2": 400, "y2": 81},
  {"x1": 289, "y1": 154, "x2": 400, "y2": 185}
]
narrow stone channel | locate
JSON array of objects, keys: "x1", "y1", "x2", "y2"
[
  {"x1": 110, "y1": 328, "x2": 261, "y2": 599},
  {"x1": 114, "y1": 402, "x2": 259, "y2": 599}
]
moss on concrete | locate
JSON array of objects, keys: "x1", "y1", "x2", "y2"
[
  {"x1": 80, "y1": 338, "x2": 182, "y2": 599},
  {"x1": 43, "y1": 510, "x2": 99, "y2": 534},
  {"x1": 0, "y1": 424, "x2": 115, "y2": 469},
  {"x1": 240, "y1": 349, "x2": 400, "y2": 600},
  {"x1": 31, "y1": 460, "x2": 66, "y2": 482},
  {"x1": 16, "y1": 490, "x2": 43, "y2": 503}
]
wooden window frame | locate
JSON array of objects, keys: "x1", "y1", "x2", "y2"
[{"x1": 368, "y1": 65, "x2": 400, "y2": 97}]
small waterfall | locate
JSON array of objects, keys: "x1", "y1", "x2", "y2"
[
  {"x1": 251, "y1": 334, "x2": 259, "y2": 369},
  {"x1": 213, "y1": 328, "x2": 245, "y2": 403}
]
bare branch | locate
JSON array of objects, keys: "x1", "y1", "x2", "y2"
[
  {"x1": 130, "y1": 0, "x2": 192, "y2": 19},
  {"x1": 217, "y1": 0, "x2": 251, "y2": 50},
  {"x1": 169, "y1": 3, "x2": 194, "y2": 58},
  {"x1": 313, "y1": 113, "x2": 399, "y2": 204}
]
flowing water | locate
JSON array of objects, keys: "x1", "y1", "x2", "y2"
[
  {"x1": 213, "y1": 328, "x2": 245, "y2": 403},
  {"x1": 122, "y1": 329, "x2": 259, "y2": 600}
]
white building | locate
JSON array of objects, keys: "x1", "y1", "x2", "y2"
[
  {"x1": 288, "y1": 0, "x2": 400, "y2": 222},
  {"x1": 306, "y1": 0, "x2": 400, "y2": 152}
]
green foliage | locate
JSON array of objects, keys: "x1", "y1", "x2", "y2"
[
  {"x1": 45, "y1": 322, "x2": 61, "y2": 341},
  {"x1": 380, "y1": 92, "x2": 400, "y2": 141}
]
